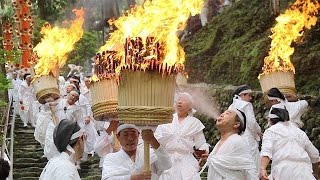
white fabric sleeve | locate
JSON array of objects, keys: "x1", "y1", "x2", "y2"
[
  {"x1": 152, "y1": 145, "x2": 172, "y2": 176},
  {"x1": 94, "y1": 132, "x2": 113, "y2": 158},
  {"x1": 244, "y1": 104, "x2": 261, "y2": 135},
  {"x1": 303, "y1": 133, "x2": 320, "y2": 163},
  {"x1": 260, "y1": 130, "x2": 273, "y2": 159},
  {"x1": 194, "y1": 131, "x2": 209, "y2": 151}
]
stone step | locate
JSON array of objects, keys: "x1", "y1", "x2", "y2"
[{"x1": 14, "y1": 157, "x2": 47, "y2": 164}]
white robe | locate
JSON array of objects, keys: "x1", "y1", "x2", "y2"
[
  {"x1": 9, "y1": 78, "x2": 22, "y2": 114},
  {"x1": 261, "y1": 122, "x2": 320, "y2": 180},
  {"x1": 228, "y1": 98, "x2": 261, "y2": 170},
  {"x1": 155, "y1": 114, "x2": 209, "y2": 180},
  {"x1": 102, "y1": 145, "x2": 172, "y2": 180},
  {"x1": 43, "y1": 99, "x2": 82, "y2": 160},
  {"x1": 284, "y1": 100, "x2": 308, "y2": 127},
  {"x1": 34, "y1": 105, "x2": 52, "y2": 146},
  {"x1": 94, "y1": 122, "x2": 114, "y2": 167},
  {"x1": 76, "y1": 94, "x2": 98, "y2": 154},
  {"x1": 207, "y1": 134, "x2": 258, "y2": 180},
  {"x1": 40, "y1": 152, "x2": 81, "y2": 180},
  {"x1": 44, "y1": 122, "x2": 59, "y2": 160},
  {"x1": 18, "y1": 81, "x2": 36, "y2": 126}
]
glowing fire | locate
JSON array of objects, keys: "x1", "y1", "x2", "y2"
[
  {"x1": 260, "y1": 0, "x2": 320, "y2": 77},
  {"x1": 33, "y1": 8, "x2": 84, "y2": 78},
  {"x1": 98, "y1": 0, "x2": 204, "y2": 74}
]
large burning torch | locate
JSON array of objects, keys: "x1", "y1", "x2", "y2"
[
  {"x1": 31, "y1": 8, "x2": 84, "y2": 105},
  {"x1": 258, "y1": 0, "x2": 319, "y2": 106},
  {"x1": 94, "y1": 0, "x2": 205, "y2": 172}
]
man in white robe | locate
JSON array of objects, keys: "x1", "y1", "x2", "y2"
[
  {"x1": 155, "y1": 92, "x2": 209, "y2": 180},
  {"x1": 43, "y1": 91, "x2": 83, "y2": 160},
  {"x1": 94, "y1": 120, "x2": 119, "y2": 168},
  {"x1": 102, "y1": 124, "x2": 172, "y2": 180},
  {"x1": 80, "y1": 76, "x2": 92, "y2": 105},
  {"x1": 8, "y1": 71, "x2": 22, "y2": 116},
  {"x1": 40, "y1": 119, "x2": 84, "y2": 180},
  {"x1": 260, "y1": 104, "x2": 320, "y2": 180},
  {"x1": 228, "y1": 85, "x2": 261, "y2": 171},
  {"x1": 267, "y1": 87, "x2": 308, "y2": 128},
  {"x1": 34, "y1": 105, "x2": 52, "y2": 148},
  {"x1": 18, "y1": 74, "x2": 36, "y2": 127},
  {"x1": 204, "y1": 109, "x2": 258, "y2": 180}
]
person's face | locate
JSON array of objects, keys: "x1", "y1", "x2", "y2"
[
  {"x1": 240, "y1": 93, "x2": 252, "y2": 102},
  {"x1": 12, "y1": 73, "x2": 17, "y2": 79},
  {"x1": 176, "y1": 96, "x2": 191, "y2": 116},
  {"x1": 84, "y1": 79, "x2": 90, "y2": 88},
  {"x1": 66, "y1": 85, "x2": 75, "y2": 93},
  {"x1": 26, "y1": 76, "x2": 32, "y2": 84},
  {"x1": 216, "y1": 110, "x2": 240, "y2": 131},
  {"x1": 117, "y1": 128, "x2": 139, "y2": 152},
  {"x1": 67, "y1": 93, "x2": 79, "y2": 105}
]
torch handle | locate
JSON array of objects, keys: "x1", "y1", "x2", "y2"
[
  {"x1": 143, "y1": 139, "x2": 150, "y2": 172},
  {"x1": 49, "y1": 107, "x2": 58, "y2": 126}
]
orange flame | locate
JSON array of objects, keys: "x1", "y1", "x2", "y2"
[
  {"x1": 99, "y1": 0, "x2": 204, "y2": 74},
  {"x1": 260, "y1": 0, "x2": 320, "y2": 77},
  {"x1": 33, "y1": 8, "x2": 85, "y2": 78}
]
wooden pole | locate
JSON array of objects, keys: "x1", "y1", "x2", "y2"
[
  {"x1": 113, "y1": 129, "x2": 121, "y2": 151},
  {"x1": 142, "y1": 129, "x2": 150, "y2": 172}
]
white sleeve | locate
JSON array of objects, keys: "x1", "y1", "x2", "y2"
[
  {"x1": 194, "y1": 131, "x2": 209, "y2": 151},
  {"x1": 101, "y1": 155, "x2": 131, "y2": 180},
  {"x1": 152, "y1": 145, "x2": 172, "y2": 176},
  {"x1": 303, "y1": 133, "x2": 320, "y2": 163},
  {"x1": 244, "y1": 104, "x2": 261, "y2": 135},
  {"x1": 260, "y1": 130, "x2": 273, "y2": 159},
  {"x1": 94, "y1": 132, "x2": 113, "y2": 157},
  {"x1": 102, "y1": 175, "x2": 131, "y2": 180}
]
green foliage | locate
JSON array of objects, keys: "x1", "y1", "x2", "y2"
[
  {"x1": 60, "y1": 31, "x2": 99, "y2": 75},
  {"x1": 0, "y1": 4, "x2": 15, "y2": 20},
  {"x1": 183, "y1": 0, "x2": 320, "y2": 95}
]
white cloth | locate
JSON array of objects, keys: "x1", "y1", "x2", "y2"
[
  {"x1": 18, "y1": 81, "x2": 36, "y2": 126},
  {"x1": 228, "y1": 98, "x2": 261, "y2": 170},
  {"x1": 80, "y1": 85, "x2": 92, "y2": 105},
  {"x1": 102, "y1": 145, "x2": 171, "y2": 180},
  {"x1": 44, "y1": 122, "x2": 60, "y2": 160},
  {"x1": 155, "y1": 113, "x2": 209, "y2": 180},
  {"x1": 207, "y1": 134, "x2": 258, "y2": 180},
  {"x1": 49, "y1": 98, "x2": 83, "y2": 124},
  {"x1": 9, "y1": 78, "x2": 22, "y2": 114},
  {"x1": 40, "y1": 152, "x2": 81, "y2": 180},
  {"x1": 34, "y1": 105, "x2": 52, "y2": 146},
  {"x1": 261, "y1": 122, "x2": 320, "y2": 180},
  {"x1": 94, "y1": 122, "x2": 114, "y2": 167},
  {"x1": 76, "y1": 94, "x2": 97, "y2": 153},
  {"x1": 284, "y1": 100, "x2": 308, "y2": 127}
]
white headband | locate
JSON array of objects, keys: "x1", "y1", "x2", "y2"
[
  {"x1": 26, "y1": 75, "x2": 31, "y2": 78},
  {"x1": 117, "y1": 124, "x2": 139, "y2": 134},
  {"x1": 267, "y1": 96, "x2": 285, "y2": 103},
  {"x1": 239, "y1": 89, "x2": 252, "y2": 95},
  {"x1": 229, "y1": 108, "x2": 245, "y2": 125},
  {"x1": 66, "y1": 129, "x2": 84, "y2": 154},
  {"x1": 69, "y1": 90, "x2": 80, "y2": 97}
]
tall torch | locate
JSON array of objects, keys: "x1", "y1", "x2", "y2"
[
  {"x1": 98, "y1": 0, "x2": 205, "y2": 171},
  {"x1": 258, "y1": 0, "x2": 320, "y2": 107}
]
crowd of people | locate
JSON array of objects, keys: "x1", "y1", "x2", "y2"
[{"x1": 4, "y1": 64, "x2": 320, "y2": 180}]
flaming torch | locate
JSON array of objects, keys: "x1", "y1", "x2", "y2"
[
  {"x1": 32, "y1": 8, "x2": 84, "y2": 104},
  {"x1": 95, "y1": 0, "x2": 204, "y2": 171},
  {"x1": 258, "y1": 0, "x2": 320, "y2": 104}
]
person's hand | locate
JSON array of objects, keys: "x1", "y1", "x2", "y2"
[
  {"x1": 198, "y1": 152, "x2": 209, "y2": 167},
  {"x1": 260, "y1": 169, "x2": 269, "y2": 180},
  {"x1": 142, "y1": 129, "x2": 160, "y2": 149},
  {"x1": 106, "y1": 120, "x2": 119, "y2": 135},
  {"x1": 131, "y1": 171, "x2": 151, "y2": 180},
  {"x1": 84, "y1": 117, "x2": 90, "y2": 125}
]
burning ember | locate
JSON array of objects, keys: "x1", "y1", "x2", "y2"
[
  {"x1": 259, "y1": 0, "x2": 320, "y2": 77},
  {"x1": 95, "y1": 0, "x2": 204, "y2": 79},
  {"x1": 33, "y1": 8, "x2": 85, "y2": 78}
]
